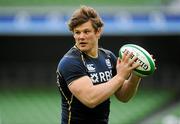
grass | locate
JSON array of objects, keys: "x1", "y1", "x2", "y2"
[
  {"x1": 139, "y1": 101, "x2": 180, "y2": 124},
  {"x1": 0, "y1": 88, "x2": 60, "y2": 124},
  {"x1": 0, "y1": 87, "x2": 174, "y2": 124},
  {"x1": 109, "y1": 89, "x2": 173, "y2": 124}
]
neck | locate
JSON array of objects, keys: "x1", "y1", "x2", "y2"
[
  {"x1": 85, "y1": 51, "x2": 98, "y2": 58},
  {"x1": 74, "y1": 45, "x2": 98, "y2": 58}
]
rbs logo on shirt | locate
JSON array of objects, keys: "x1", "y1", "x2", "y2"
[
  {"x1": 86, "y1": 63, "x2": 113, "y2": 84},
  {"x1": 90, "y1": 70, "x2": 112, "y2": 84}
]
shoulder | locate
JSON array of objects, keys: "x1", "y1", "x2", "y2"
[
  {"x1": 57, "y1": 47, "x2": 82, "y2": 70},
  {"x1": 65, "y1": 47, "x2": 82, "y2": 59},
  {"x1": 99, "y1": 48, "x2": 117, "y2": 59},
  {"x1": 57, "y1": 47, "x2": 88, "y2": 85},
  {"x1": 62, "y1": 47, "x2": 81, "y2": 61}
]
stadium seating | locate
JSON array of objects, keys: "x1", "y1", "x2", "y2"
[
  {"x1": 0, "y1": 0, "x2": 164, "y2": 6},
  {"x1": 0, "y1": 0, "x2": 179, "y2": 35}
]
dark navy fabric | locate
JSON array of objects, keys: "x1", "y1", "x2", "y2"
[{"x1": 57, "y1": 47, "x2": 117, "y2": 124}]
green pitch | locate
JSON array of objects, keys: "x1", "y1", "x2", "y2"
[
  {"x1": 139, "y1": 101, "x2": 180, "y2": 124},
  {"x1": 0, "y1": 88, "x2": 173, "y2": 124}
]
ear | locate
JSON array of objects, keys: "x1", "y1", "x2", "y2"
[{"x1": 96, "y1": 28, "x2": 103, "y2": 38}]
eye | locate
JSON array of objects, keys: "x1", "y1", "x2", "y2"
[
  {"x1": 84, "y1": 30, "x2": 90, "y2": 34},
  {"x1": 74, "y1": 31, "x2": 80, "y2": 35}
]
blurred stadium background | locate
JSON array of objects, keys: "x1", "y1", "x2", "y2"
[{"x1": 0, "y1": 0, "x2": 180, "y2": 124}]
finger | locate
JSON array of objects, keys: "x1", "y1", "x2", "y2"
[
  {"x1": 116, "y1": 57, "x2": 121, "y2": 65},
  {"x1": 129, "y1": 55, "x2": 138, "y2": 66},
  {"x1": 132, "y1": 62, "x2": 140, "y2": 69},
  {"x1": 153, "y1": 58, "x2": 156, "y2": 62},
  {"x1": 151, "y1": 54, "x2": 154, "y2": 58},
  {"x1": 124, "y1": 51, "x2": 133, "y2": 63},
  {"x1": 129, "y1": 57, "x2": 140, "y2": 70},
  {"x1": 150, "y1": 54, "x2": 157, "y2": 69},
  {"x1": 151, "y1": 54, "x2": 156, "y2": 62},
  {"x1": 122, "y1": 50, "x2": 128, "y2": 61}
]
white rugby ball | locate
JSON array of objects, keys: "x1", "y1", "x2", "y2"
[{"x1": 119, "y1": 44, "x2": 155, "y2": 77}]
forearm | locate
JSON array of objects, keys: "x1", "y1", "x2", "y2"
[
  {"x1": 88, "y1": 75, "x2": 125, "y2": 107},
  {"x1": 115, "y1": 73, "x2": 141, "y2": 102}
]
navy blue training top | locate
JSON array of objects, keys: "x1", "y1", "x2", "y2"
[{"x1": 57, "y1": 47, "x2": 117, "y2": 124}]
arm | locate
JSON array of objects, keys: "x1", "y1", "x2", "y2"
[
  {"x1": 115, "y1": 54, "x2": 156, "y2": 102},
  {"x1": 69, "y1": 75, "x2": 125, "y2": 108},
  {"x1": 115, "y1": 73, "x2": 141, "y2": 103},
  {"x1": 68, "y1": 51, "x2": 139, "y2": 108}
]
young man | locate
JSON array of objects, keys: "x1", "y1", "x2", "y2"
[{"x1": 56, "y1": 6, "x2": 142, "y2": 124}]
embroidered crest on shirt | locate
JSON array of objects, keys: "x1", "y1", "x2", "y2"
[{"x1": 105, "y1": 59, "x2": 112, "y2": 69}]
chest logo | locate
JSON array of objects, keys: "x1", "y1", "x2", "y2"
[
  {"x1": 86, "y1": 64, "x2": 96, "y2": 72},
  {"x1": 105, "y1": 59, "x2": 112, "y2": 68}
]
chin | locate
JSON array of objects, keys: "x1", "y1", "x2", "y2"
[
  {"x1": 78, "y1": 46, "x2": 89, "y2": 52},
  {"x1": 80, "y1": 48, "x2": 88, "y2": 52}
]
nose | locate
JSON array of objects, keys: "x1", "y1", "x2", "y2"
[{"x1": 79, "y1": 32, "x2": 85, "y2": 39}]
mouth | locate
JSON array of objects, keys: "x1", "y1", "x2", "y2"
[{"x1": 79, "y1": 42, "x2": 88, "y2": 46}]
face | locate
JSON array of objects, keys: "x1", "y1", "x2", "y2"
[{"x1": 73, "y1": 21, "x2": 102, "y2": 55}]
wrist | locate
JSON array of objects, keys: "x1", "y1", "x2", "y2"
[
  {"x1": 115, "y1": 74, "x2": 126, "y2": 82},
  {"x1": 132, "y1": 72, "x2": 142, "y2": 79}
]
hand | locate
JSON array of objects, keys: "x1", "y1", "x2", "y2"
[
  {"x1": 116, "y1": 51, "x2": 140, "y2": 80},
  {"x1": 151, "y1": 54, "x2": 157, "y2": 70}
]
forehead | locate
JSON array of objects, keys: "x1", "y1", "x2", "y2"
[{"x1": 74, "y1": 21, "x2": 94, "y2": 31}]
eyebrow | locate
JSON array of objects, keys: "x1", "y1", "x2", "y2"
[{"x1": 74, "y1": 28, "x2": 91, "y2": 32}]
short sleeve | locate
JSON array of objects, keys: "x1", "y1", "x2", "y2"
[{"x1": 57, "y1": 56, "x2": 87, "y2": 86}]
